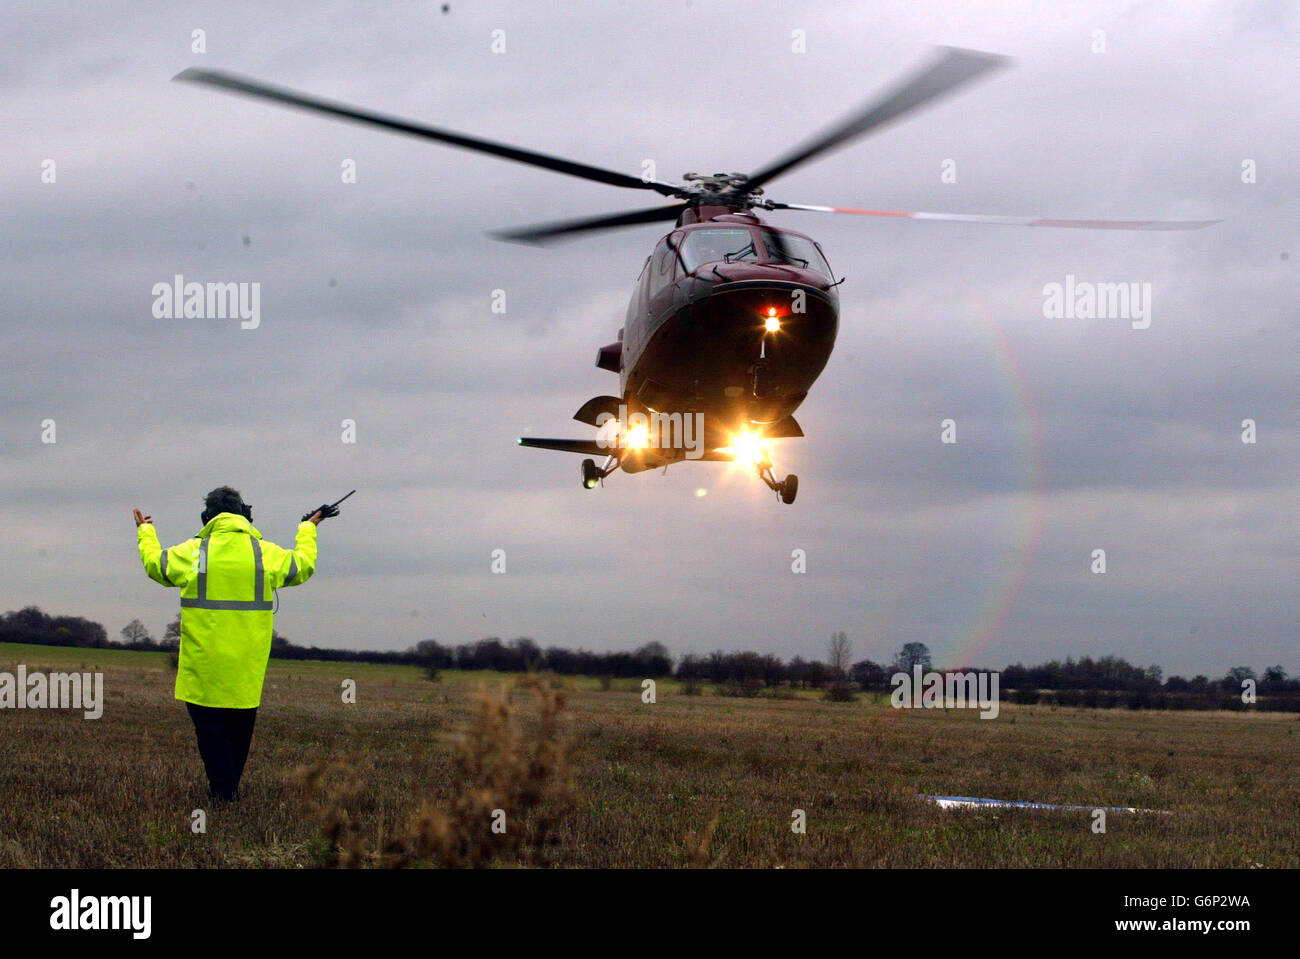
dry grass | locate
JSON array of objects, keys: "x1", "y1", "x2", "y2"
[
  {"x1": 291, "y1": 677, "x2": 573, "y2": 868},
  {"x1": 2, "y1": 641, "x2": 1297, "y2": 868}
]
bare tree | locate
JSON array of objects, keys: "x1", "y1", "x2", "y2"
[
  {"x1": 827, "y1": 631, "x2": 852, "y2": 678},
  {"x1": 119, "y1": 618, "x2": 152, "y2": 646},
  {"x1": 161, "y1": 616, "x2": 181, "y2": 650},
  {"x1": 894, "y1": 642, "x2": 931, "y2": 673},
  {"x1": 824, "y1": 632, "x2": 857, "y2": 702}
]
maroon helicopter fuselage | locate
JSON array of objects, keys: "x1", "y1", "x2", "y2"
[{"x1": 597, "y1": 207, "x2": 839, "y2": 457}]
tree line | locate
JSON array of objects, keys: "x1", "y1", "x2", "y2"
[{"x1": 2, "y1": 606, "x2": 1297, "y2": 711}]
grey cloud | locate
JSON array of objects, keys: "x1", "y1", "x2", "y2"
[{"x1": 3, "y1": 1, "x2": 1296, "y2": 678}]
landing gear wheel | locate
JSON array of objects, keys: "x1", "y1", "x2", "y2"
[
  {"x1": 757, "y1": 461, "x2": 799, "y2": 504},
  {"x1": 581, "y1": 459, "x2": 601, "y2": 489}
]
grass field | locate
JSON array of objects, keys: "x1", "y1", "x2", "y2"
[{"x1": 2, "y1": 641, "x2": 1297, "y2": 868}]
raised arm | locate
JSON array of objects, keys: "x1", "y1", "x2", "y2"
[
  {"x1": 135, "y1": 509, "x2": 197, "y2": 588},
  {"x1": 265, "y1": 520, "x2": 319, "y2": 589}
]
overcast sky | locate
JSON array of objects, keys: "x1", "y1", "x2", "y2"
[{"x1": 3, "y1": 0, "x2": 1296, "y2": 677}]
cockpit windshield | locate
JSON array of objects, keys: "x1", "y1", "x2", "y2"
[
  {"x1": 761, "y1": 231, "x2": 832, "y2": 276},
  {"x1": 679, "y1": 229, "x2": 762, "y2": 272}
]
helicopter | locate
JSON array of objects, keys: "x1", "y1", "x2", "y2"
[{"x1": 175, "y1": 47, "x2": 1215, "y2": 504}]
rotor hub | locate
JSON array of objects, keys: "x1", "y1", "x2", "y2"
[{"x1": 681, "y1": 172, "x2": 761, "y2": 207}]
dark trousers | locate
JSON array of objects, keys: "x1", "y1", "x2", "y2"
[{"x1": 185, "y1": 702, "x2": 258, "y2": 802}]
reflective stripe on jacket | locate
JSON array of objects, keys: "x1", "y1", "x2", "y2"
[{"x1": 138, "y1": 512, "x2": 317, "y2": 708}]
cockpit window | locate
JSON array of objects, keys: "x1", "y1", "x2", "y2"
[
  {"x1": 679, "y1": 229, "x2": 762, "y2": 272},
  {"x1": 761, "y1": 231, "x2": 832, "y2": 276}
]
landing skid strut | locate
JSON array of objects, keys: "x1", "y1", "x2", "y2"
[
  {"x1": 581, "y1": 456, "x2": 618, "y2": 489},
  {"x1": 757, "y1": 459, "x2": 799, "y2": 505},
  {"x1": 582, "y1": 454, "x2": 797, "y2": 504}
]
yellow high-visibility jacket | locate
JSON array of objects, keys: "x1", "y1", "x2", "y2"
[{"x1": 138, "y1": 512, "x2": 317, "y2": 708}]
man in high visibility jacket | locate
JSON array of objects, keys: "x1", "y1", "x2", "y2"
[{"x1": 134, "y1": 485, "x2": 333, "y2": 802}]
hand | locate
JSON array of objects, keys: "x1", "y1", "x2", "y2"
[
  {"x1": 133, "y1": 508, "x2": 152, "y2": 527},
  {"x1": 302, "y1": 503, "x2": 340, "y2": 524}
]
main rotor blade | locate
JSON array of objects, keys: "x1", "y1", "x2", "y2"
[
  {"x1": 494, "y1": 203, "x2": 687, "y2": 244},
  {"x1": 173, "y1": 68, "x2": 684, "y2": 197},
  {"x1": 743, "y1": 46, "x2": 1011, "y2": 193},
  {"x1": 772, "y1": 202, "x2": 1220, "y2": 231}
]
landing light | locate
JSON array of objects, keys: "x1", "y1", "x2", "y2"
[
  {"x1": 764, "y1": 307, "x2": 780, "y2": 333},
  {"x1": 725, "y1": 429, "x2": 766, "y2": 465},
  {"x1": 626, "y1": 423, "x2": 650, "y2": 449}
]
